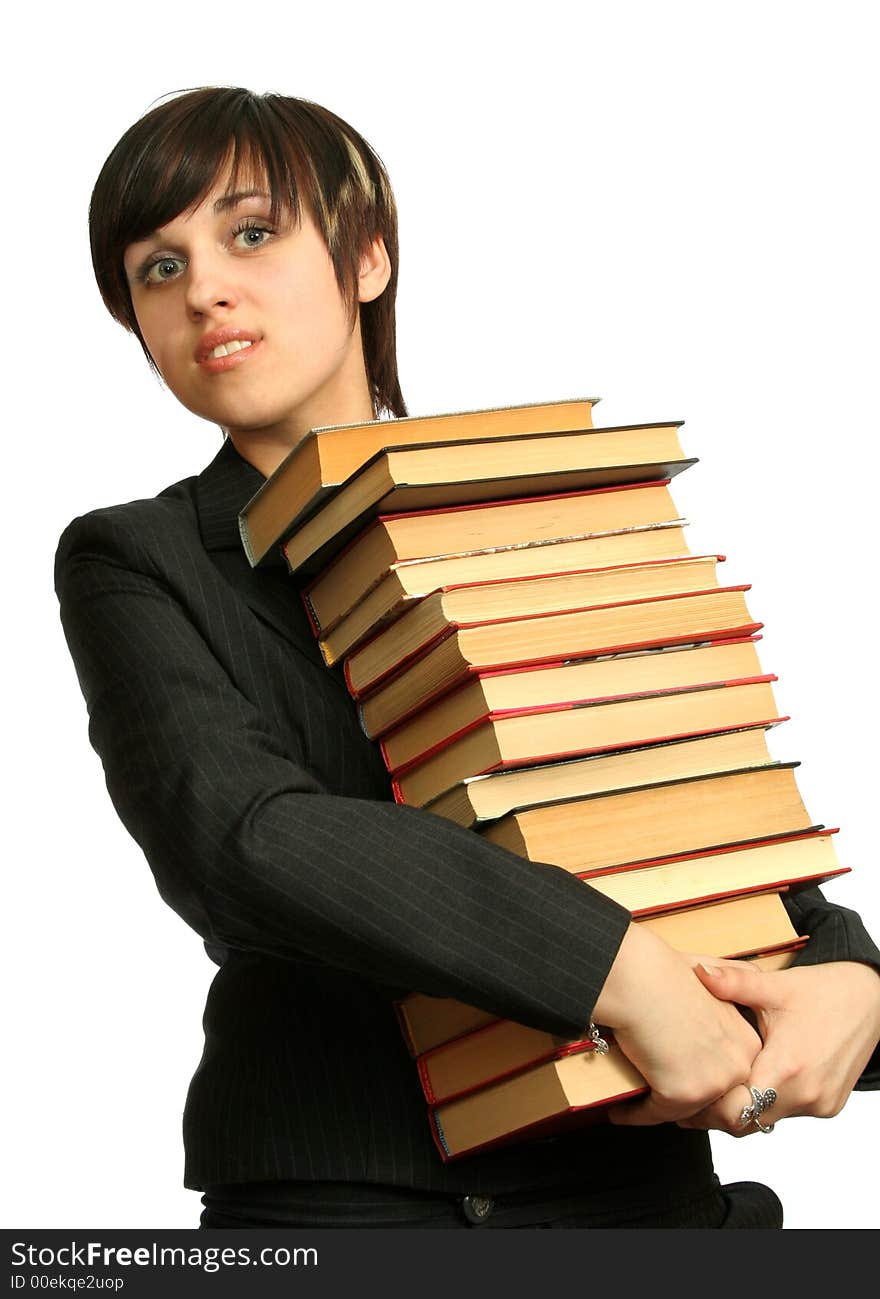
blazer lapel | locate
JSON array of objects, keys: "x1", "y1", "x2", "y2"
[{"x1": 195, "y1": 438, "x2": 324, "y2": 666}]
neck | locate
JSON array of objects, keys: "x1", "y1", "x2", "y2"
[
  {"x1": 226, "y1": 395, "x2": 376, "y2": 478},
  {"x1": 223, "y1": 332, "x2": 377, "y2": 479}
]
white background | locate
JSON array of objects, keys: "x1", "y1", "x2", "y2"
[{"x1": 3, "y1": 0, "x2": 878, "y2": 1231}]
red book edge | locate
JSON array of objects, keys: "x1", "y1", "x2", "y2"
[
  {"x1": 418, "y1": 1034, "x2": 607, "y2": 1106},
  {"x1": 311, "y1": 547, "x2": 714, "y2": 647},
  {"x1": 381, "y1": 552, "x2": 726, "y2": 600},
  {"x1": 317, "y1": 552, "x2": 723, "y2": 655},
  {"x1": 347, "y1": 583, "x2": 755, "y2": 699},
  {"x1": 576, "y1": 826, "x2": 841, "y2": 880},
  {"x1": 297, "y1": 477, "x2": 679, "y2": 594},
  {"x1": 390, "y1": 715, "x2": 787, "y2": 804},
  {"x1": 382, "y1": 674, "x2": 779, "y2": 776},
  {"x1": 579, "y1": 866, "x2": 849, "y2": 920},
  {"x1": 372, "y1": 623, "x2": 765, "y2": 716},
  {"x1": 429, "y1": 1081, "x2": 646, "y2": 1162},
  {"x1": 366, "y1": 634, "x2": 765, "y2": 740}
]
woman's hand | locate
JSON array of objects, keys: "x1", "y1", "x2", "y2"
[
  {"x1": 591, "y1": 923, "x2": 763, "y2": 1126},
  {"x1": 673, "y1": 958, "x2": 880, "y2": 1135}
]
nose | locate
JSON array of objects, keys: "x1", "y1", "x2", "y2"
[{"x1": 184, "y1": 249, "x2": 240, "y2": 318}]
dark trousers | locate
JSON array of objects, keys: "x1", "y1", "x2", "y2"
[{"x1": 199, "y1": 1175, "x2": 783, "y2": 1229}]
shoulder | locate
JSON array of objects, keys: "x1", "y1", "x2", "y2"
[{"x1": 54, "y1": 471, "x2": 201, "y2": 593}]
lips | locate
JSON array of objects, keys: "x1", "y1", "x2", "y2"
[{"x1": 194, "y1": 327, "x2": 261, "y2": 365}]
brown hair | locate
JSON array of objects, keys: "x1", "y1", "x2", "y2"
[{"x1": 89, "y1": 86, "x2": 407, "y2": 419}]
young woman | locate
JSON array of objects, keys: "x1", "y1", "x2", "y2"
[{"x1": 56, "y1": 86, "x2": 880, "y2": 1229}]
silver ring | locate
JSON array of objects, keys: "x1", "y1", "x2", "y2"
[{"x1": 738, "y1": 1085, "x2": 778, "y2": 1133}]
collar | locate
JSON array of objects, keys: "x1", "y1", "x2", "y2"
[
  {"x1": 193, "y1": 436, "x2": 323, "y2": 660},
  {"x1": 194, "y1": 435, "x2": 273, "y2": 556}
]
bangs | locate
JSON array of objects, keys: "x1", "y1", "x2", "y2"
[
  {"x1": 101, "y1": 91, "x2": 309, "y2": 257},
  {"x1": 89, "y1": 86, "x2": 407, "y2": 418}
]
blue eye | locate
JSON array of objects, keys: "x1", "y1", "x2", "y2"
[
  {"x1": 135, "y1": 220, "x2": 277, "y2": 287},
  {"x1": 142, "y1": 256, "x2": 184, "y2": 286},
  {"x1": 232, "y1": 220, "x2": 275, "y2": 249}
]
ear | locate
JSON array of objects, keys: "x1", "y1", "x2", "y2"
[{"x1": 357, "y1": 234, "x2": 392, "y2": 304}]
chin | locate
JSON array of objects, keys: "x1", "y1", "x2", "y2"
[{"x1": 188, "y1": 395, "x2": 294, "y2": 432}]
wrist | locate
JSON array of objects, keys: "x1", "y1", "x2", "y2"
[{"x1": 592, "y1": 921, "x2": 681, "y2": 1030}]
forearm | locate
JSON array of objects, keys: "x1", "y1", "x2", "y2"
[
  {"x1": 781, "y1": 885, "x2": 880, "y2": 1088},
  {"x1": 114, "y1": 730, "x2": 632, "y2": 1036},
  {"x1": 56, "y1": 509, "x2": 633, "y2": 1040}
]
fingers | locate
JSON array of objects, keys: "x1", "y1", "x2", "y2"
[
  {"x1": 608, "y1": 1074, "x2": 735, "y2": 1128},
  {"x1": 609, "y1": 1097, "x2": 678, "y2": 1126},
  {"x1": 677, "y1": 1081, "x2": 782, "y2": 1136},
  {"x1": 693, "y1": 960, "x2": 781, "y2": 1010}
]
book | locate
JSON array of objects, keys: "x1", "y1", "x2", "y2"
[
  {"x1": 428, "y1": 919, "x2": 836, "y2": 1161},
  {"x1": 380, "y1": 634, "x2": 766, "y2": 762},
  {"x1": 277, "y1": 422, "x2": 696, "y2": 576},
  {"x1": 397, "y1": 831, "x2": 846, "y2": 1086},
  {"x1": 361, "y1": 631, "x2": 765, "y2": 742},
  {"x1": 421, "y1": 722, "x2": 778, "y2": 829},
  {"x1": 390, "y1": 678, "x2": 783, "y2": 806},
  {"x1": 420, "y1": 909, "x2": 804, "y2": 1106},
  {"x1": 300, "y1": 479, "x2": 689, "y2": 634},
  {"x1": 481, "y1": 763, "x2": 814, "y2": 875},
  {"x1": 312, "y1": 525, "x2": 693, "y2": 659},
  {"x1": 396, "y1": 890, "x2": 804, "y2": 1056},
  {"x1": 261, "y1": 391, "x2": 857, "y2": 1164},
  {"x1": 239, "y1": 396, "x2": 601, "y2": 565},
  {"x1": 430, "y1": 1038, "x2": 646, "y2": 1161},
  {"x1": 634, "y1": 890, "x2": 803, "y2": 959},
  {"x1": 580, "y1": 829, "x2": 845, "y2": 915},
  {"x1": 348, "y1": 585, "x2": 761, "y2": 713},
  {"x1": 327, "y1": 553, "x2": 724, "y2": 669},
  {"x1": 422, "y1": 1022, "x2": 633, "y2": 1108},
  {"x1": 397, "y1": 996, "x2": 497, "y2": 1059}
]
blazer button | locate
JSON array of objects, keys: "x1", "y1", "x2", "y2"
[{"x1": 462, "y1": 1194, "x2": 494, "y2": 1224}]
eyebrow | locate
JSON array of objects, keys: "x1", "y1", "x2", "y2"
[
  {"x1": 213, "y1": 189, "x2": 272, "y2": 213},
  {"x1": 128, "y1": 190, "x2": 274, "y2": 254}
]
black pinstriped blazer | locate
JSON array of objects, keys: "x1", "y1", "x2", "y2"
[{"x1": 54, "y1": 436, "x2": 880, "y2": 1196}]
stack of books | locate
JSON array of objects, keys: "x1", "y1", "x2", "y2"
[{"x1": 239, "y1": 396, "x2": 849, "y2": 1161}]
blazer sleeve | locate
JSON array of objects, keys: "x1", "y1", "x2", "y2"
[{"x1": 54, "y1": 509, "x2": 632, "y2": 1042}]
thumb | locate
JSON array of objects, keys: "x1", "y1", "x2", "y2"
[
  {"x1": 607, "y1": 1094, "x2": 667, "y2": 1126},
  {"x1": 694, "y1": 959, "x2": 772, "y2": 1008}
]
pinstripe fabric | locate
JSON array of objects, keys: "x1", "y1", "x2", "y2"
[{"x1": 54, "y1": 437, "x2": 880, "y2": 1197}]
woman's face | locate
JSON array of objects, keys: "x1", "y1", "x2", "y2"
[{"x1": 122, "y1": 165, "x2": 390, "y2": 464}]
